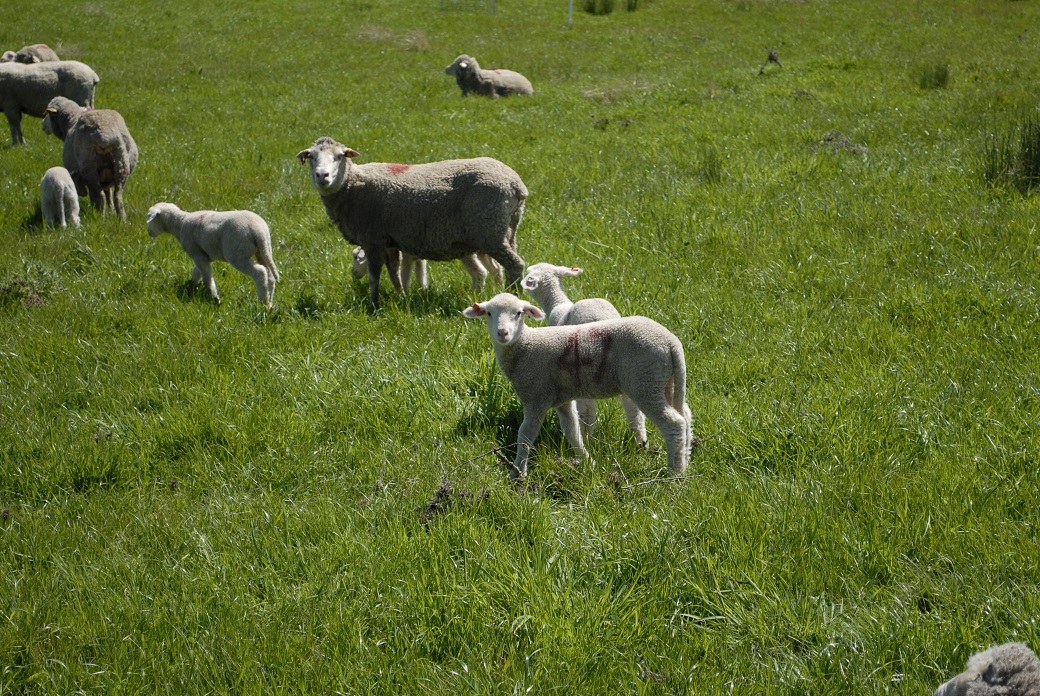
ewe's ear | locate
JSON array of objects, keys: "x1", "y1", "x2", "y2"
[
  {"x1": 462, "y1": 302, "x2": 488, "y2": 318},
  {"x1": 459, "y1": 61, "x2": 469, "y2": 70},
  {"x1": 523, "y1": 303, "x2": 545, "y2": 321},
  {"x1": 296, "y1": 149, "x2": 312, "y2": 163},
  {"x1": 342, "y1": 148, "x2": 360, "y2": 159}
]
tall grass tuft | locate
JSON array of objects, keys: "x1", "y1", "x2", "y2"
[
  {"x1": 984, "y1": 112, "x2": 1040, "y2": 192},
  {"x1": 916, "y1": 60, "x2": 951, "y2": 89},
  {"x1": 583, "y1": 0, "x2": 615, "y2": 14}
]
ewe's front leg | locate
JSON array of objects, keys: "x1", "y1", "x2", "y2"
[
  {"x1": 363, "y1": 246, "x2": 386, "y2": 310},
  {"x1": 5, "y1": 109, "x2": 23, "y2": 145},
  {"x1": 513, "y1": 404, "x2": 548, "y2": 479}
]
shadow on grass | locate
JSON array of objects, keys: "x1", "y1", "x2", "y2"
[{"x1": 20, "y1": 202, "x2": 44, "y2": 233}]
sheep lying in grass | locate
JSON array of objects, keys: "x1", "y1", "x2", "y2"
[
  {"x1": 0, "y1": 60, "x2": 98, "y2": 144},
  {"x1": 463, "y1": 292, "x2": 693, "y2": 478},
  {"x1": 40, "y1": 166, "x2": 80, "y2": 228},
  {"x1": 42, "y1": 96, "x2": 137, "y2": 221},
  {"x1": 351, "y1": 247, "x2": 503, "y2": 292},
  {"x1": 444, "y1": 54, "x2": 533, "y2": 97},
  {"x1": 935, "y1": 643, "x2": 1040, "y2": 696},
  {"x1": 3, "y1": 44, "x2": 61, "y2": 64},
  {"x1": 297, "y1": 136, "x2": 526, "y2": 310},
  {"x1": 521, "y1": 262, "x2": 646, "y2": 444},
  {"x1": 146, "y1": 202, "x2": 280, "y2": 309}
]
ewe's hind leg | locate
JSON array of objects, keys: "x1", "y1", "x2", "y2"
[
  {"x1": 88, "y1": 185, "x2": 106, "y2": 213},
  {"x1": 112, "y1": 186, "x2": 126, "y2": 222},
  {"x1": 620, "y1": 395, "x2": 647, "y2": 447},
  {"x1": 478, "y1": 253, "x2": 504, "y2": 284},
  {"x1": 460, "y1": 253, "x2": 489, "y2": 290},
  {"x1": 484, "y1": 244, "x2": 525, "y2": 289},
  {"x1": 555, "y1": 401, "x2": 587, "y2": 459}
]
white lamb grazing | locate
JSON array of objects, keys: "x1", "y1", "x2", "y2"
[
  {"x1": 351, "y1": 247, "x2": 503, "y2": 292},
  {"x1": 297, "y1": 137, "x2": 526, "y2": 310},
  {"x1": 146, "y1": 202, "x2": 280, "y2": 308},
  {"x1": 935, "y1": 643, "x2": 1040, "y2": 696},
  {"x1": 521, "y1": 262, "x2": 646, "y2": 444},
  {"x1": 464, "y1": 292, "x2": 693, "y2": 478},
  {"x1": 40, "y1": 166, "x2": 80, "y2": 228}
]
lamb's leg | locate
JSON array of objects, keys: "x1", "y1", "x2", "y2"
[
  {"x1": 230, "y1": 257, "x2": 272, "y2": 308},
  {"x1": 413, "y1": 258, "x2": 428, "y2": 290},
  {"x1": 385, "y1": 249, "x2": 404, "y2": 294},
  {"x1": 460, "y1": 253, "x2": 489, "y2": 291},
  {"x1": 555, "y1": 401, "x2": 587, "y2": 458},
  {"x1": 194, "y1": 258, "x2": 219, "y2": 303},
  {"x1": 4, "y1": 109, "x2": 23, "y2": 145},
  {"x1": 88, "y1": 185, "x2": 105, "y2": 213},
  {"x1": 399, "y1": 252, "x2": 417, "y2": 293},
  {"x1": 576, "y1": 399, "x2": 597, "y2": 440},
  {"x1": 620, "y1": 395, "x2": 647, "y2": 447},
  {"x1": 64, "y1": 189, "x2": 79, "y2": 227},
  {"x1": 640, "y1": 400, "x2": 690, "y2": 475},
  {"x1": 513, "y1": 404, "x2": 548, "y2": 479},
  {"x1": 190, "y1": 266, "x2": 203, "y2": 287},
  {"x1": 478, "y1": 253, "x2": 504, "y2": 284}
]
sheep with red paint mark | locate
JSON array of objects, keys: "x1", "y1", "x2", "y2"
[
  {"x1": 445, "y1": 54, "x2": 533, "y2": 97},
  {"x1": 521, "y1": 262, "x2": 647, "y2": 445},
  {"x1": 146, "y1": 202, "x2": 280, "y2": 309},
  {"x1": 464, "y1": 292, "x2": 693, "y2": 479},
  {"x1": 297, "y1": 136, "x2": 526, "y2": 310},
  {"x1": 351, "y1": 246, "x2": 503, "y2": 293}
]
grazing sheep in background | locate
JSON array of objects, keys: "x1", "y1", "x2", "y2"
[
  {"x1": 521, "y1": 262, "x2": 646, "y2": 444},
  {"x1": 463, "y1": 293, "x2": 693, "y2": 479},
  {"x1": 146, "y1": 203, "x2": 280, "y2": 309},
  {"x1": 11, "y1": 44, "x2": 61, "y2": 64},
  {"x1": 0, "y1": 59, "x2": 98, "y2": 144},
  {"x1": 42, "y1": 96, "x2": 137, "y2": 221},
  {"x1": 351, "y1": 246, "x2": 503, "y2": 293},
  {"x1": 935, "y1": 643, "x2": 1040, "y2": 696},
  {"x1": 297, "y1": 136, "x2": 526, "y2": 310},
  {"x1": 444, "y1": 54, "x2": 533, "y2": 97},
  {"x1": 40, "y1": 166, "x2": 80, "y2": 228}
]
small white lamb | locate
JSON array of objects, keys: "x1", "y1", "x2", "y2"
[
  {"x1": 464, "y1": 292, "x2": 693, "y2": 478},
  {"x1": 935, "y1": 643, "x2": 1040, "y2": 696},
  {"x1": 351, "y1": 247, "x2": 503, "y2": 292},
  {"x1": 521, "y1": 262, "x2": 645, "y2": 444},
  {"x1": 146, "y1": 202, "x2": 280, "y2": 308},
  {"x1": 40, "y1": 166, "x2": 80, "y2": 228}
]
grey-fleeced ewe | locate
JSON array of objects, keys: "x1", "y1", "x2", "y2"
[
  {"x1": 351, "y1": 247, "x2": 503, "y2": 292},
  {"x1": 935, "y1": 643, "x2": 1040, "y2": 696},
  {"x1": 463, "y1": 293, "x2": 693, "y2": 479},
  {"x1": 146, "y1": 202, "x2": 280, "y2": 308},
  {"x1": 521, "y1": 262, "x2": 646, "y2": 444},
  {"x1": 42, "y1": 96, "x2": 137, "y2": 221},
  {"x1": 444, "y1": 54, "x2": 533, "y2": 97},
  {"x1": 297, "y1": 136, "x2": 526, "y2": 310},
  {"x1": 5, "y1": 43, "x2": 60, "y2": 63},
  {"x1": 0, "y1": 60, "x2": 98, "y2": 144},
  {"x1": 40, "y1": 166, "x2": 80, "y2": 228}
]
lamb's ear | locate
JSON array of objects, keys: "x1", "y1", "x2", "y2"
[
  {"x1": 145, "y1": 208, "x2": 158, "y2": 223},
  {"x1": 343, "y1": 148, "x2": 360, "y2": 159},
  {"x1": 462, "y1": 302, "x2": 488, "y2": 318},
  {"x1": 296, "y1": 149, "x2": 312, "y2": 163},
  {"x1": 562, "y1": 267, "x2": 583, "y2": 277},
  {"x1": 520, "y1": 276, "x2": 539, "y2": 291},
  {"x1": 523, "y1": 303, "x2": 545, "y2": 321}
]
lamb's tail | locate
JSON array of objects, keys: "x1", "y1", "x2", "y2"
[
  {"x1": 255, "y1": 229, "x2": 280, "y2": 281},
  {"x1": 669, "y1": 339, "x2": 693, "y2": 461}
]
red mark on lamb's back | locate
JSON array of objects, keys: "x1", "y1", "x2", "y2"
[
  {"x1": 493, "y1": 70, "x2": 502, "y2": 74},
  {"x1": 386, "y1": 163, "x2": 412, "y2": 175}
]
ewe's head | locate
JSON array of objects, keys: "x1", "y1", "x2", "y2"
[
  {"x1": 521, "y1": 263, "x2": 582, "y2": 295},
  {"x1": 41, "y1": 97, "x2": 82, "y2": 140},
  {"x1": 145, "y1": 203, "x2": 177, "y2": 238},
  {"x1": 934, "y1": 643, "x2": 1040, "y2": 696},
  {"x1": 445, "y1": 54, "x2": 477, "y2": 77},
  {"x1": 463, "y1": 293, "x2": 544, "y2": 347},
  {"x1": 296, "y1": 137, "x2": 359, "y2": 194}
]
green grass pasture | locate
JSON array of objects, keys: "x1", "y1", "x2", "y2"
[{"x1": 2, "y1": 0, "x2": 1039, "y2": 692}]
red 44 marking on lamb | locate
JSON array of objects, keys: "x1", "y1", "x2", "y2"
[{"x1": 557, "y1": 327, "x2": 612, "y2": 387}]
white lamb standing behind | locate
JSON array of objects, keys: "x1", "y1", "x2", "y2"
[
  {"x1": 464, "y1": 292, "x2": 693, "y2": 479},
  {"x1": 40, "y1": 166, "x2": 80, "y2": 228},
  {"x1": 520, "y1": 262, "x2": 646, "y2": 445},
  {"x1": 146, "y1": 202, "x2": 280, "y2": 309}
]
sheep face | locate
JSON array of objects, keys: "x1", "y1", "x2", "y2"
[
  {"x1": 145, "y1": 203, "x2": 175, "y2": 238},
  {"x1": 0, "y1": 51, "x2": 15, "y2": 63},
  {"x1": 521, "y1": 263, "x2": 582, "y2": 293},
  {"x1": 296, "y1": 138, "x2": 360, "y2": 194},
  {"x1": 445, "y1": 54, "x2": 475, "y2": 77},
  {"x1": 463, "y1": 293, "x2": 544, "y2": 347}
]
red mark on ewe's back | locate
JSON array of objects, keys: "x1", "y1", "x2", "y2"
[{"x1": 386, "y1": 163, "x2": 412, "y2": 175}]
